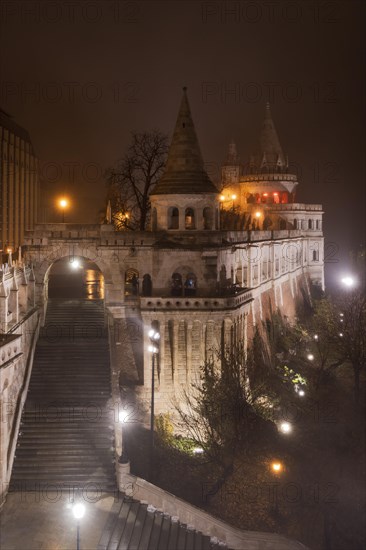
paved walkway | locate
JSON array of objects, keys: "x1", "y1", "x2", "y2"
[{"x1": 0, "y1": 490, "x2": 117, "y2": 550}]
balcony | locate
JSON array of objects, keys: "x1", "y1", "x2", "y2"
[{"x1": 140, "y1": 288, "x2": 253, "y2": 312}]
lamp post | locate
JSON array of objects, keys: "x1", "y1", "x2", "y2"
[
  {"x1": 118, "y1": 409, "x2": 129, "y2": 464},
  {"x1": 148, "y1": 323, "x2": 160, "y2": 481},
  {"x1": 59, "y1": 197, "x2": 69, "y2": 222},
  {"x1": 72, "y1": 502, "x2": 85, "y2": 550},
  {"x1": 340, "y1": 275, "x2": 356, "y2": 289}
]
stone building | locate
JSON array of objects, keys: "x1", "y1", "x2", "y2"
[
  {"x1": 0, "y1": 109, "x2": 39, "y2": 255},
  {"x1": 11, "y1": 88, "x2": 324, "y2": 420},
  {"x1": 0, "y1": 89, "x2": 325, "y2": 547},
  {"x1": 135, "y1": 88, "x2": 325, "y2": 414}
]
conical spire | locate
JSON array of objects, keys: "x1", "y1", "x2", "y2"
[
  {"x1": 152, "y1": 88, "x2": 217, "y2": 195},
  {"x1": 258, "y1": 103, "x2": 286, "y2": 172},
  {"x1": 225, "y1": 139, "x2": 238, "y2": 165}
]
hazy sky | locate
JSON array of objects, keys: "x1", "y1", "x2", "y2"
[{"x1": 1, "y1": 0, "x2": 365, "y2": 285}]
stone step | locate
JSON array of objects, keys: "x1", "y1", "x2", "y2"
[
  {"x1": 10, "y1": 299, "x2": 116, "y2": 492},
  {"x1": 16, "y1": 443, "x2": 114, "y2": 450}
]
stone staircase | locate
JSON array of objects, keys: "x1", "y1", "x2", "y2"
[
  {"x1": 10, "y1": 299, "x2": 116, "y2": 492},
  {"x1": 98, "y1": 493, "x2": 227, "y2": 550}
]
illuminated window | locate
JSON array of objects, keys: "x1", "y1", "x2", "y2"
[{"x1": 185, "y1": 208, "x2": 195, "y2": 229}]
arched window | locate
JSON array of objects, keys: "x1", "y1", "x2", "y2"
[
  {"x1": 184, "y1": 273, "x2": 197, "y2": 296},
  {"x1": 142, "y1": 274, "x2": 152, "y2": 296},
  {"x1": 168, "y1": 207, "x2": 179, "y2": 229},
  {"x1": 125, "y1": 268, "x2": 139, "y2": 296},
  {"x1": 263, "y1": 216, "x2": 272, "y2": 230},
  {"x1": 308, "y1": 219, "x2": 313, "y2": 229},
  {"x1": 185, "y1": 208, "x2": 195, "y2": 229},
  {"x1": 203, "y1": 207, "x2": 213, "y2": 230},
  {"x1": 171, "y1": 273, "x2": 183, "y2": 296},
  {"x1": 151, "y1": 208, "x2": 157, "y2": 231}
]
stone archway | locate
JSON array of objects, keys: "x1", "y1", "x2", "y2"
[
  {"x1": 46, "y1": 257, "x2": 105, "y2": 301},
  {"x1": 26, "y1": 242, "x2": 124, "y2": 315}
]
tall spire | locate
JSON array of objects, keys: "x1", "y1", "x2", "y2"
[
  {"x1": 152, "y1": 88, "x2": 217, "y2": 195},
  {"x1": 225, "y1": 139, "x2": 238, "y2": 165},
  {"x1": 258, "y1": 103, "x2": 287, "y2": 172}
]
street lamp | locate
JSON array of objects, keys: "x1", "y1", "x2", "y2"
[
  {"x1": 279, "y1": 422, "x2": 292, "y2": 434},
  {"x1": 69, "y1": 258, "x2": 81, "y2": 270},
  {"x1": 148, "y1": 322, "x2": 160, "y2": 480},
  {"x1": 271, "y1": 461, "x2": 283, "y2": 474},
  {"x1": 341, "y1": 275, "x2": 356, "y2": 288},
  {"x1": 72, "y1": 502, "x2": 85, "y2": 550},
  {"x1": 58, "y1": 197, "x2": 69, "y2": 222},
  {"x1": 118, "y1": 409, "x2": 129, "y2": 464}
]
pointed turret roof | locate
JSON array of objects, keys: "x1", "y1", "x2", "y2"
[
  {"x1": 151, "y1": 88, "x2": 218, "y2": 195},
  {"x1": 224, "y1": 139, "x2": 239, "y2": 165},
  {"x1": 253, "y1": 103, "x2": 287, "y2": 173}
]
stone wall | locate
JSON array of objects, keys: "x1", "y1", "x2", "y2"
[{"x1": 0, "y1": 309, "x2": 40, "y2": 505}]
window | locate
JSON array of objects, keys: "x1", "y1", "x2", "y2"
[
  {"x1": 279, "y1": 219, "x2": 287, "y2": 230},
  {"x1": 184, "y1": 273, "x2": 197, "y2": 296},
  {"x1": 125, "y1": 268, "x2": 139, "y2": 296},
  {"x1": 185, "y1": 208, "x2": 195, "y2": 229},
  {"x1": 171, "y1": 273, "x2": 183, "y2": 296},
  {"x1": 142, "y1": 274, "x2": 152, "y2": 296},
  {"x1": 203, "y1": 207, "x2": 213, "y2": 230},
  {"x1": 168, "y1": 207, "x2": 179, "y2": 229},
  {"x1": 308, "y1": 219, "x2": 313, "y2": 229}
]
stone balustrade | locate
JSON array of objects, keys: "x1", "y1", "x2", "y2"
[{"x1": 140, "y1": 290, "x2": 253, "y2": 311}]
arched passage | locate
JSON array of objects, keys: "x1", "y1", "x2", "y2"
[{"x1": 48, "y1": 257, "x2": 105, "y2": 300}]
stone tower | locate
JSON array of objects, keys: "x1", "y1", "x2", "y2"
[
  {"x1": 150, "y1": 87, "x2": 219, "y2": 231},
  {"x1": 221, "y1": 139, "x2": 240, "y2": 185}
]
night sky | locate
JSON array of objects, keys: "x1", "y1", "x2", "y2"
[{"x1": 1, "y1": 0, "x2": 365, "y2": 286}]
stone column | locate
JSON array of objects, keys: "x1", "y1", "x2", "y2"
[
  {"x1": 9, "y1": 282, "x2": 19, "y2": 324},
  {"x1": 172, "y1": 319, "x2": 179, "y2": 389},
  {"x1": 247, "y1": 248, "x2": 253, "y2": 288},
  {"x1": 0, "y1": 279, "x2": 9, "y2": 334},
  {"x1": 186, "y1": 321, "x2": 193, "y2": 383},
  {"x1": 178, "y1": 208, "x2": 185, "y2": 231},
  {"x1": 223, "y1": 317, "x2": 232, "y2": 349},
  {"x1": 158, "y1": 320, "x2": 165, "y2": 389},
  {"x1": 196, "y1": 209, "x2": 204, "y2": 231}
]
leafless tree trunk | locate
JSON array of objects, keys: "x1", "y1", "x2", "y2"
[{"x1": 106, "y1": 130, "x2": 168, "y2": 231}]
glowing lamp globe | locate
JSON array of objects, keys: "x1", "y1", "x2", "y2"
[{"x1": 72, "y1": 503, "x2": 85, "y2": 520}]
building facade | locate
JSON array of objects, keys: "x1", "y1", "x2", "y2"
[
  {"x1": 0, "y1": 109, "x2": 39, "y2": 256},
  {"x1": 18, "y1": 89, "x2": 324, "y2": 418}
]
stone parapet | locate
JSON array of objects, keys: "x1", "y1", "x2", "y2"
[{"x1": 119, "y1": 474, "x2": 309, "y2": 550}]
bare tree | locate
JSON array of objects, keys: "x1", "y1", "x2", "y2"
[
  {"x1": 338, "y1": 290, "x2": 366, "y2": 407},
  {"x1": 106, "y1": 130, "x2": 168, "y2": 230},
  {"x1": 173, "y1": 343, "x2": 280, "y2": 462}
]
